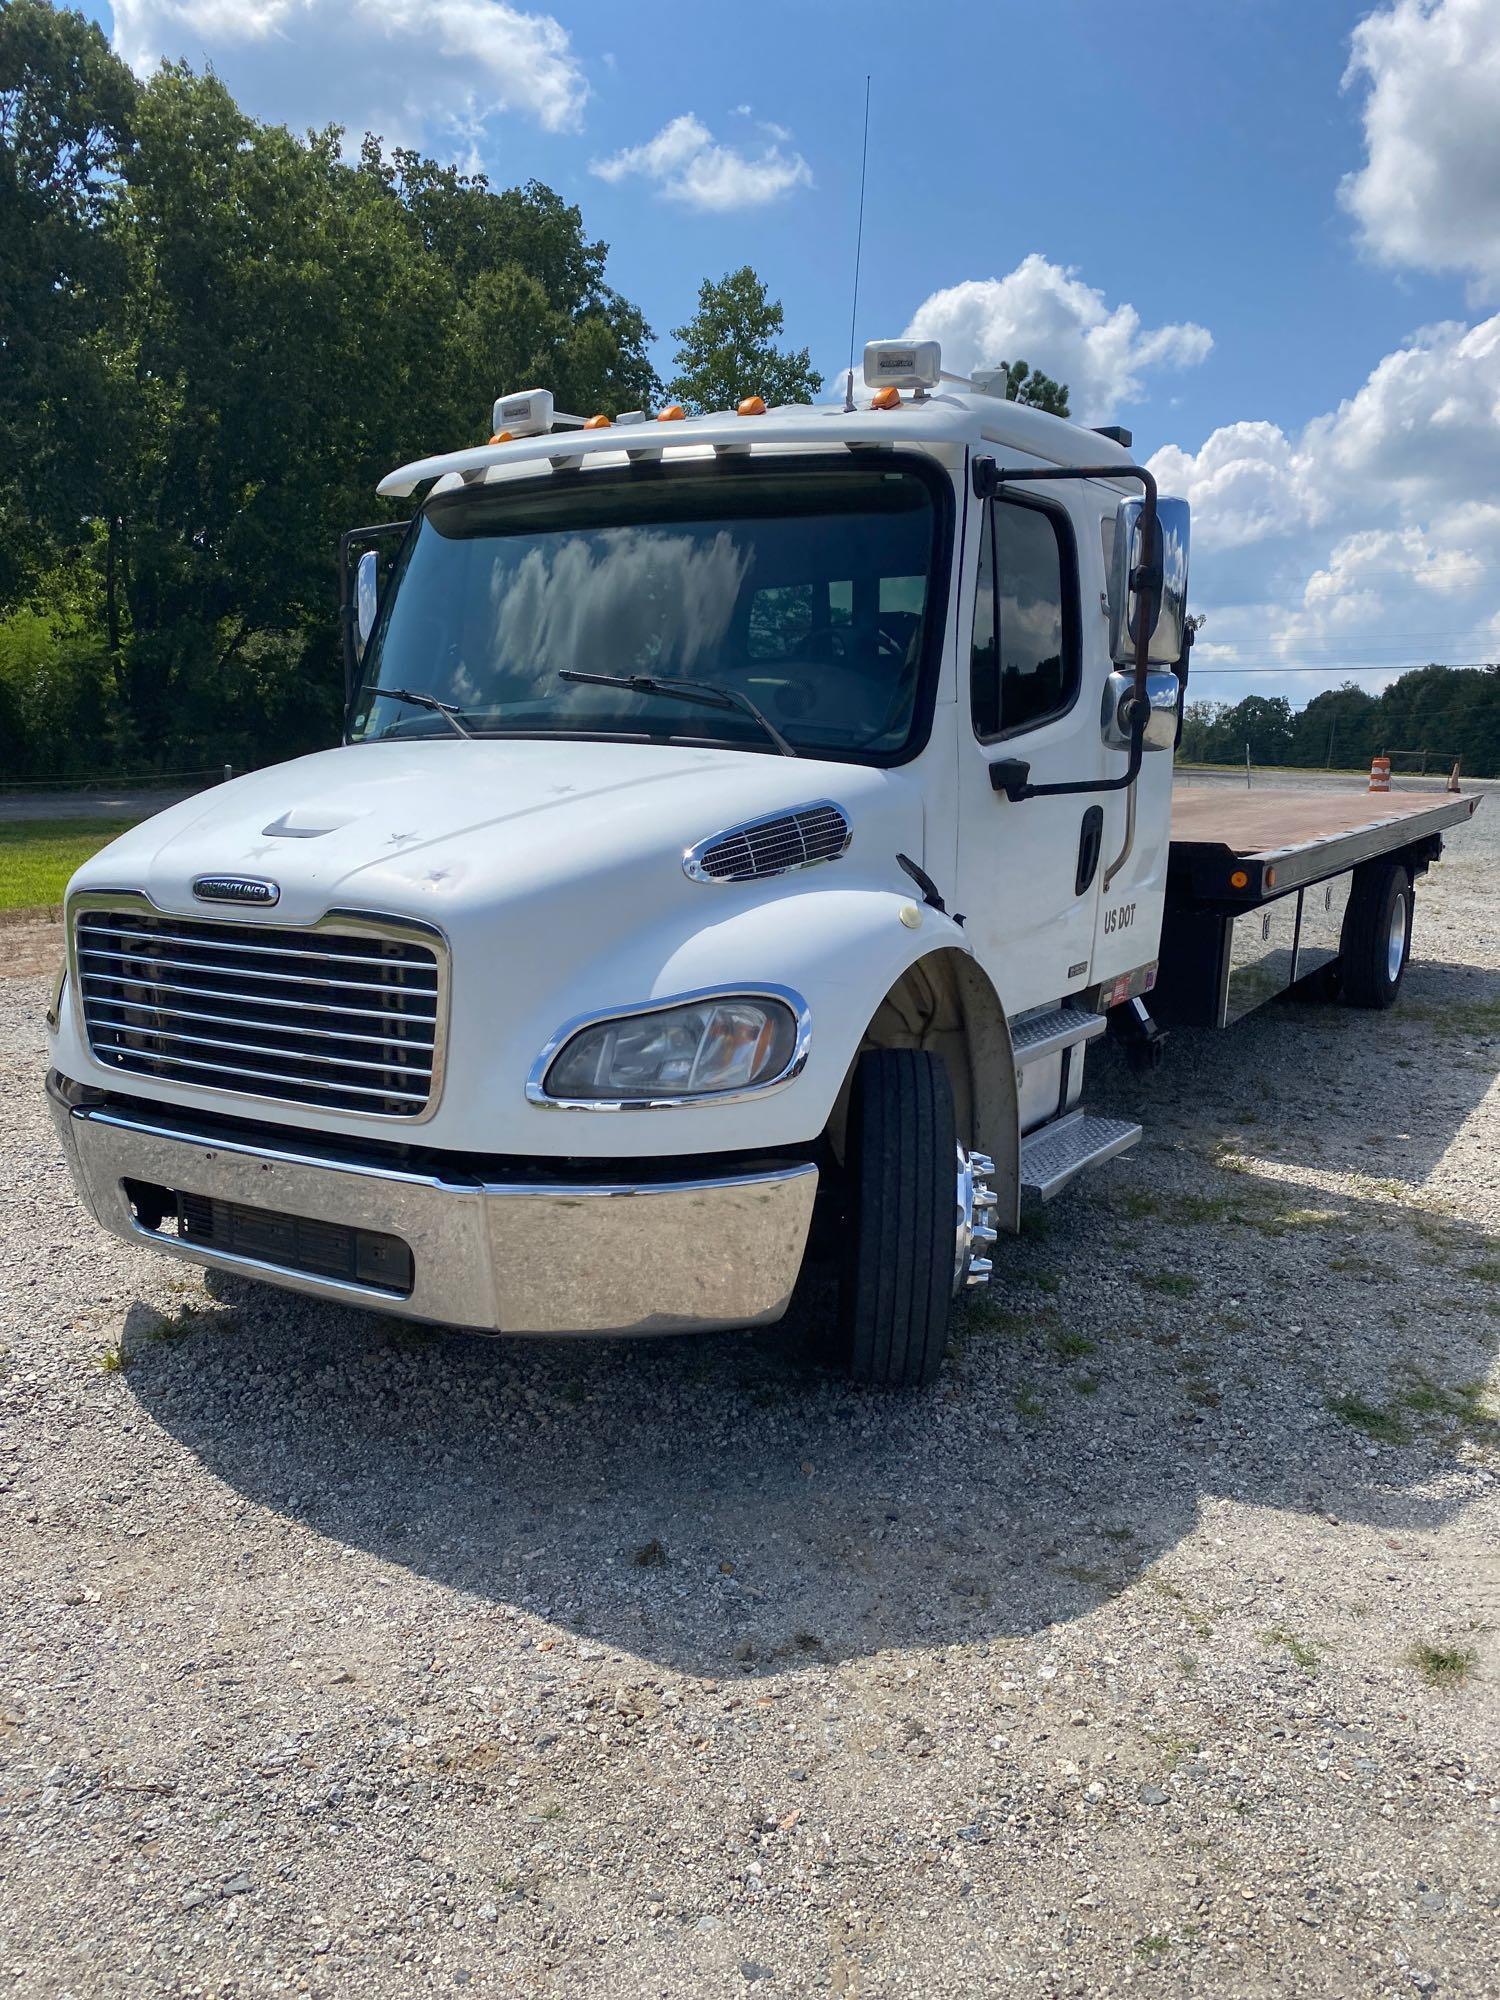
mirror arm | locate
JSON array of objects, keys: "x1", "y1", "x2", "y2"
[{"x1": 972, "y1": 458, "x2": 1159, "y2": 803}]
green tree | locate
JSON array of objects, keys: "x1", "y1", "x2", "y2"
[
  {"x1": 1288, "y1": 681, "x2": 1380, "y2": 769},
  {"x1": 1176, "y1": 699, "x2": 1226, "y2": 763},
  {"x1": 992, "y1": 359, "x2": 1070, "y2": 418},
  {"x1": 0, "y1": 0, "x2": 137, "y2": 600},
  {"x1": 668, "y1": 266, "x2": 821, "y2": 414}
]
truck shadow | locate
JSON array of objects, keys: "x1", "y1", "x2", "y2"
[{"x1": 120, "y1": 952, "x2": 1498, "y2": 1679}]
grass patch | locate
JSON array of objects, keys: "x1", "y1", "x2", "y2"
[
  {"x1": 981, "y1": 1304, "x2": 1054, "y2": 1341},
  {"x1": 1142, "y1": 1271, "x2": 1198, "y2": 1297},
  {"x1": 1327, "y1": 1393, "x2": 1408, "y2": 1445},
  {"x1": 1329, "y1": 1253, "x2": 1387, "y2": 1278},
  {"x1": 1413, "y1": 998, "x2": 1500, "y2": 1040},
  {"x1": 1463, "y1": 1257, "x2": 1500, "y2": 1285},
  {"x1": 98, "y1": 1337, "x2": 127, "y2": 1373},
  {"x1": 1261, "y1": 1627, "x2": 1322, "y2": 1672},
  {"x1": 1055, "y1": 1560, "x2": 1111, "y2": 1587},
  {"x1": 0, "y1": 817, "x2": 137, "y2": 911},
  {"x1": 1049, "y1": 1328, "x2": 1097, "y2": 1360},
  {"x1": 1407, "y1": 1643, "x2": 1478, "y2": 1689},
  {"x1": 1395, "y1": 1369, "x2": 1496, "y2": 1439},
  {"x1": 1072, "y1": 1372, "x2": 1104, "y2": 1396},
  {"x1": 1012, "y1": 1384, "x2": 1046, "y2": 1421},
  {"x1": 1144, "y1": 1577, "x2": 1215, "y2": 1637},
  {"x1": 1247, "y1": 1205, "x2": 1339, "y2": 1239}
]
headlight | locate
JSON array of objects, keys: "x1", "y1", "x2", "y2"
[{"x1": 533, "y1": 990, "x2": 807, "y2": 1106}]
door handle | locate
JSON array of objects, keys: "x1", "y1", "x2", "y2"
[{"x1": 1076, "y1": 805, "x2": 1104, "y2": 896}]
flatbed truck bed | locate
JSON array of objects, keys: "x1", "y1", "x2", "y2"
[{"x1": 1154, "y1": 786, "x2": 1480, "y2": 1027}]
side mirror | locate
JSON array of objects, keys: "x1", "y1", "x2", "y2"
[
  {"x1": 355, "y1": 549, "x2": 379, "y2": 652},
  {"x1": 1108, "y1": 496, "x2": 1190, "y2": 667},
  {"x1": 1100, "y1": 668, "x2": 1180, "y2": 753}
]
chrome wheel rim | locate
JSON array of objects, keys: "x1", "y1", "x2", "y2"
[
  {"x1": 1387, "y1": 892, "x2": 1407, "y2": 984},
  {"x1": 955, "y1": 1146, "x2": 999, "y2": 1293}
]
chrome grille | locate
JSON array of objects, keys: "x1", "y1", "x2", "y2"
[
  {"x1": 685, "y1": 802, "x2": 851, "y2": 884},
  {"x1": 73, "y1": 905, "x2": 443, "y2": 1119}
]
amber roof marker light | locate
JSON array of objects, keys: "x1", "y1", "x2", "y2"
[
  {"x1": 736, "y1": 395, "x2": 767, "y2": 417},
  {"x1": 657, "y1": 405, "x2": 686, "y2": 422}
]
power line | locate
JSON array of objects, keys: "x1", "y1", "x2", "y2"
[{"x1": 1184, "y1": 668, "x2": 1496, "y2": 684}]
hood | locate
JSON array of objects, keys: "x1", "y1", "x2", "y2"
[{"x1": 72, "y1": 739, "x2": 925, "y2": 931}]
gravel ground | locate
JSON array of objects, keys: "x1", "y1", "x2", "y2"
[{"x1": 2, "y1": 780, "x2": 1496, "y2": 1998}]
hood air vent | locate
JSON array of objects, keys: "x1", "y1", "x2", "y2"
[{"x1": 684, "y1": 802, "x2": 852, "y2": 884}]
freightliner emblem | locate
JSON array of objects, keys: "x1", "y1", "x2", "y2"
[{"x1": 192, "y1": 874, "x2": 280, "y2": 907}]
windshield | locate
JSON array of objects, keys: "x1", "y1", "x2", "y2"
[{"x1": 350, "y1": 458, "x2": 945, "y2": 761}]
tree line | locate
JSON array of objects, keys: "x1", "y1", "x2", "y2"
[
  {"x1": 1177, "y1": 667, "x2": 1500, "y2": 779},
  {"x1": 0, "y1": 1, "x2": 822, "y2": 780}
]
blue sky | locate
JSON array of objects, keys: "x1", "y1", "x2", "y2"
[{"x1": 87, "y1": 0, "x2": 1500, "y2": 708}]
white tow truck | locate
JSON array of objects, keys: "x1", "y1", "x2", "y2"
[{"x1": 46, "y1": 343, "x2": 1480, "y2": 1385}]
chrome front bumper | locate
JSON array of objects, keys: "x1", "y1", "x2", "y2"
[{"x1": 48, "y1": 1079, "x2": 818, "y2": 1336}]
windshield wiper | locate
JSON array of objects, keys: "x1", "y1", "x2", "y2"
[
  {"x1": 370, "y1": 687, "x2": 475, "y2": 739},
  {"x1": 560, "y1": 671, "x2": 797, "y2": 758}
]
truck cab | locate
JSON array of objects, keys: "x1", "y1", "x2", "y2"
[{"x1": 46, "y1": 343, "x2": 1205, "y2": 1385}]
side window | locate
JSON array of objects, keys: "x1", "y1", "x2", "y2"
[{"x1": 970, "y1": 498, "x2": 1078, "y2": 740}]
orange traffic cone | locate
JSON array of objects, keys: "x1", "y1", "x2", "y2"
[
  {"x1": 1368, "y1": 754, "x2": 1391, "y2": 794},
  {"x1": 1447, "y1": 760, "x2": 1461, "y2": 794}
]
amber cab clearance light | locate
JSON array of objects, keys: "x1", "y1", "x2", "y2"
[
  {"x1": 737, "y1": 395, "x2": 767, "y2": 417},
  {"x1": 584, "y1": 414, "x2": 612, "y2": 429},
  {"x1": 657, "y1": 404, "x2": 686, "y2": 422},
  {"x1": 488, "y1": 429, "x2": 514, "y2": 444},
  {"x1": 870, "y1": 385, "x2": 901, "y2": 410}
]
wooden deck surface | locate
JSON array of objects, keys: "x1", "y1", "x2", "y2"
[{"x1": 1169, "y1": 786, "x2": 1470, "y2": 858}]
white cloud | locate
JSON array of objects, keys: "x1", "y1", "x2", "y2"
[
  {"x1": 902, "y1": 255, "x2": 1212, "y2": 423},
  {"x1": 1150, "y1": 315, "x2": 1500, "y2": 696},
  {"x1": 590, "y1": 113, "x2": 812, "y2": 211},
  {"x1": 1340, "y1": 0, "x2": 1500, "y2": 294},
  {"x1": 111, "y1": 0, "x2": 588, "y2": 146}
]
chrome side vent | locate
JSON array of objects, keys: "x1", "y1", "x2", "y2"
[{"x1": 684, "y1": 802, "x2": 851, "y2": 884}]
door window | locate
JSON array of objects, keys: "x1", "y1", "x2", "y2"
[{"x1": 971, "y1": 498, "x2": 1079, "y2": 740}]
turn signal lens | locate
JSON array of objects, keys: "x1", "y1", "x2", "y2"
[
  {"x1": 737, "y1": 395, "x2": 767, "y2": 416},
  {"x1": 657, "y1": 404, "x2": 686, "y2": 421},
  {"x1": 543, "y1": 997, "x2": 800, "y2": 1102},
  {"x1": 870, "y1": 385, "x2": 901, "y2": 410}
]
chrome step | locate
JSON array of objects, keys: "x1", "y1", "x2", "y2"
[
  {"x1": 1010, "y1": 1004, "x2": 1107, "y2": 1067},
  {"x1": 1020, "y1": 1110, "x2": 1142, "y2": 1202}
]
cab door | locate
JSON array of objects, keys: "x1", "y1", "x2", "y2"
[{"x1": 951, "y1": 477, "x2": 1109, "y2": 1019}]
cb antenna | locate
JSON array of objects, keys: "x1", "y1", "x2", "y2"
[{"x1": 844, "y1": 74, "x2": 871, "y2": 414}]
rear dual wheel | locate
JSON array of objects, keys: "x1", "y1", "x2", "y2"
[
  {"x1": 1341, "y1": 859, "x2": 1413, "y2": 1009},
  {"x1": 833, "y1": 1049, "x2": 996, "y2": 1388}
]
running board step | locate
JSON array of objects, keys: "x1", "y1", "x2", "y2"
[
  {"x1": 1020, "y1": 1110, "x2": 1142, "y2": 1202},
  {"x1": 1010, "y1": 1005, "x2": 1108, "y2": 1067}
]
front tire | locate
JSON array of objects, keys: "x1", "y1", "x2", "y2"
[
  {"x1": 837, "y1": 1049, "x2": 956, "y2": 1388},
  {"x1": 1341, "y1": 860, "x2": 1413, "y2": 1009}
]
